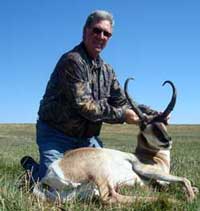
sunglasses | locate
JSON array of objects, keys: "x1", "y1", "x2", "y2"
[{"x1": 92, "y1": 27, "x2": 112, "y2": 38}]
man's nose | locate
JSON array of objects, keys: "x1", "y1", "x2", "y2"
[{"x1": 99, "y1": 32, "x2": 108, "y2": 40}]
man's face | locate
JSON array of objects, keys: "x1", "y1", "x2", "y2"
[{"x1": 84, "y1": 20, "x2": 112, "y2": 58}]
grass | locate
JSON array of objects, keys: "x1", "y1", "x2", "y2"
[{"x1": 0, "y1": 123, "x2": 200, "y2": 210}]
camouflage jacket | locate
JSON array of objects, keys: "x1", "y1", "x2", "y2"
[{"x1": 38, "y1": 42, "x2": 157, "y2": 138}]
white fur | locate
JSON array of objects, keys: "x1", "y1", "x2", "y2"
[{"x1": 41, "y1": 159, "x2": 81, "y2": 190}]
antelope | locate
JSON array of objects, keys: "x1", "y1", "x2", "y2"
[{"x1": 33, "y1": 79, "x2": 197, "y2": 204}]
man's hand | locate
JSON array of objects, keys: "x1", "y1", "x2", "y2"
[{"x1": 124, "y1": 109, "x2": 140, "y2": 125}]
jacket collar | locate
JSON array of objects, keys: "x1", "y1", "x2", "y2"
[{"x1": 80, "y1": 42, "x2": 103, "y2": 69}]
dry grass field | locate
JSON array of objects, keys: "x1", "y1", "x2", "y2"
[{"x1": 0, "y1": 123, "x2": 200, "y2": 210}]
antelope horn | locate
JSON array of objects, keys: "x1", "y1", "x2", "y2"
[
  {"x1": 124, "y1": 78, "x2": 146, "y2": 121},
  {"x1": 160, "y1": 80, "x2": 177, "y2": 118}
]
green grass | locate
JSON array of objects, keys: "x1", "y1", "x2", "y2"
[{"x1": 0, "y1": 124, "x2": 200, "y2": 210}]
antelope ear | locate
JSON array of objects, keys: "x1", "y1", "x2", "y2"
[{"x1": 150, "y1": 114, "x2": 169, "y2": 125}]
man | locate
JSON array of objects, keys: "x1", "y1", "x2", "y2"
[{"x1": 21, "y1": 10, "x2": 158, "y2": 185}]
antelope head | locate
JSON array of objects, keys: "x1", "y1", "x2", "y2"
[{"x1": 124, "y1": 78, "x2": 177, "y2": 150}]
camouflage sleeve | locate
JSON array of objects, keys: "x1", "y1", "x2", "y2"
[
  {"x1": 58, "y1": 56, "x2": 126, "y2": 123},
  {"x1": 104, "y1": 65, "x2": 129, "y2": 123}
]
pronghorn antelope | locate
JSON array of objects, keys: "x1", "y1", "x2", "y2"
[{"x1": 33, "y1": 79, "x2": 197, "y2": 204}]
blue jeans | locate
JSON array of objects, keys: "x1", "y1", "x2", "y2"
[{"x1": 33, "y1": 120, "x2": 103, "y2": 181}]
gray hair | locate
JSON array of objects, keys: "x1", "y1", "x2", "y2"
[{"x1": 83, "y1": 10, "x2": 114, "y2": 38}]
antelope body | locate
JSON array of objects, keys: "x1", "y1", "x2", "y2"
[{"x1": 33, "y1": 79, "x2": 197, "y2": 204}]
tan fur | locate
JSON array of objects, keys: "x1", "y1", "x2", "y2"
[{"x1": 59, "y1": 148, "x2": 110, "y2": 183}]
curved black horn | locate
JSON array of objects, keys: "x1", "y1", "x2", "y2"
[
  {"x1": 160, "y1": 80, "x2": 177, "y2": 118},
  {"x1": 124, "y1": 78, "x2": 146, "y2": 121}
]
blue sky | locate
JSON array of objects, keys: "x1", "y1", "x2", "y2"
[{"x1": 1, "y1": 0, "x2": 200, "y2": 124}]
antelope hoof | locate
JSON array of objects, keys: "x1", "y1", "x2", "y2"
[
  {"x1": 183, "y1": 178, "x2": 196, "y2": 202},
  {"x1": 192, "y1": 186, "x2": 199, "y2": 195},
  {"x1": 186, "y1": 189, "x2": 196, "y2": 202}
]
